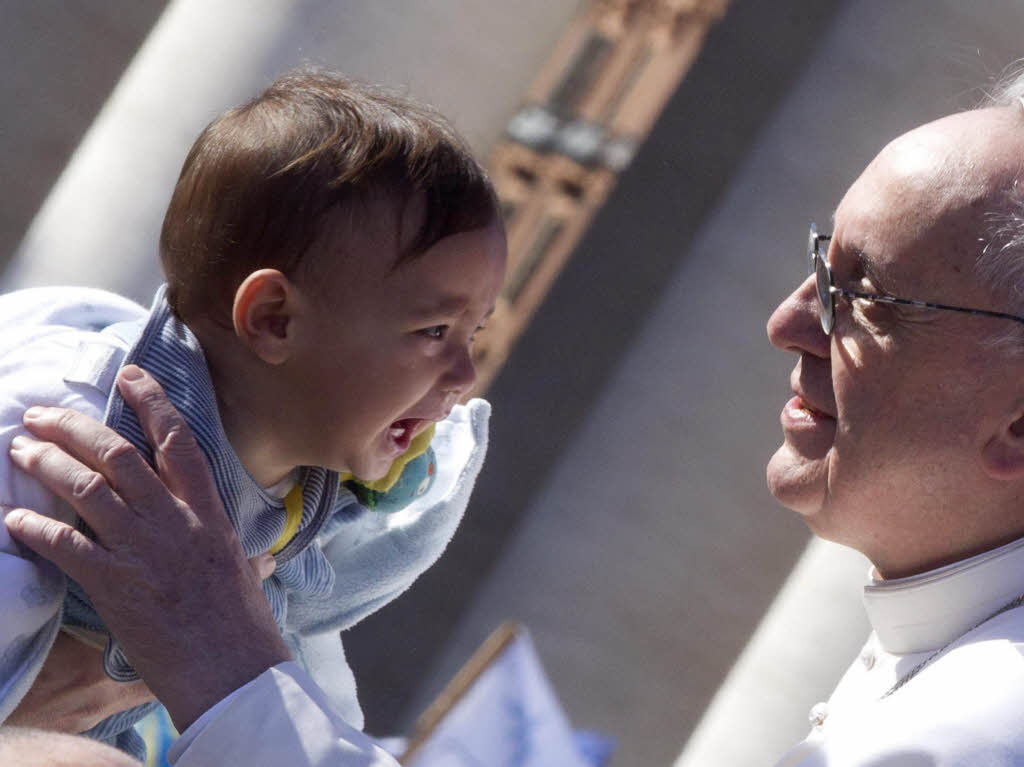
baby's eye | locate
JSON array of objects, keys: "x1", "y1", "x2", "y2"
[{"x1": 419, "y1": 325, "x2": 448, "y2": 340}]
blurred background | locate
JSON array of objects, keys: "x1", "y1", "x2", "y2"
[{"x1": 3, "y1": 1, "x2": 1024, "y2": 764}]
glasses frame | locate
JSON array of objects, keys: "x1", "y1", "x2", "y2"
[{"x1": 807, "y1": 223, "x2": 1024, "y2": 335}]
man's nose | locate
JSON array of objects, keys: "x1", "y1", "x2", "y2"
[{"x1": 766, "y1": 274, "x2": 830, "y2": 358}]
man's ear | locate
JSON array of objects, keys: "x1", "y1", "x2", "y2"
[
  {"x1": 982, "y1": 407, "x2": 1024, "y2": 480},
  {"x1": 232, "y1": 269, "x2": 301, "y2": 365}
]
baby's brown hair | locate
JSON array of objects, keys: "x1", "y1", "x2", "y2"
[{"x1": 160, "y1": 68, "x2": 499, "y2": 322}]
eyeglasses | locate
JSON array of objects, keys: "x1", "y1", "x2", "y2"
[{"x1": 807, "y1": 223, "x2": 1024, "y2": 335}]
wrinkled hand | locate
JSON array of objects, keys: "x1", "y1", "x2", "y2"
[
  {"x1": 4, "y1": 365, "x2": 290, "y2": 731},
  {"x1": 7, "y1": 631, "x2": 154, "y2": 734}
]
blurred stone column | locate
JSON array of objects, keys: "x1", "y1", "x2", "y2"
[
  {"x1": 674, "y1": 539, "x2": 870, "y2": 767},
  {"x1": 2, "y1": 0, "x2": 581, "y2": 304},
  {"x1": 2, "y1": 0, "x2": 316, "y2": 302}
]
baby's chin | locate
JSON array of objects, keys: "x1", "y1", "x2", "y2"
[
  {"x1": 340, "y1": 459, "x2": 391, "y2": 483},
  {"x1": 340, "y1": 445, "x2": 401, "y2": 483}
]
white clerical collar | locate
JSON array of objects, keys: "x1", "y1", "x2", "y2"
[{"x1": 862, "y1": 536, "x2": 1024, "y2": 654}]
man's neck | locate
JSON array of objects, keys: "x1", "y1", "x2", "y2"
[{"x1": 871, "y1": 524, "x2": 1024, "y2": 581}]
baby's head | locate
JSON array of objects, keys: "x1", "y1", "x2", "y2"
[{"x1": 159, "y1": 69, "x2": 506, "y2": 484}]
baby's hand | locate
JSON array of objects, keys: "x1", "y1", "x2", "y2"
[{"x1": 6, "y1": 631, "x2": 154, "y2": 734}]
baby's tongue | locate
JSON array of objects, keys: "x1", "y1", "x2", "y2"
[{"x1": 389, "y1": 419, "x2": 416, "y2": 450}]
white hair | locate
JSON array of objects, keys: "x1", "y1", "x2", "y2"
[{"x1": 975, "y1": 62, "x2": 1024, "y2": 354}]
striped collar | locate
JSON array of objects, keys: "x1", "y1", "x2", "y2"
[{"x1": 72, "y1": 287, "x2": 360, "y2": 681}]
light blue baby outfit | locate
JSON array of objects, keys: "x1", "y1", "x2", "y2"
[{"x1": 0, "y1": 286, "x2": 491, "y2": 760}]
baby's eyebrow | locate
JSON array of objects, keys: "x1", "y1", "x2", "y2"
[{"x1": 408, "y1": 294, "x2": 471, "y2": 318}]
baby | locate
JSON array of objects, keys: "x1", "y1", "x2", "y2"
[{"x1": 0, "y1": 69, "x2": 506, "y2": 758}]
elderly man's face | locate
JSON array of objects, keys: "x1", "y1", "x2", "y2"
[{"x1": 766, "y1": 107, "x2": 1024, "y2": 577}]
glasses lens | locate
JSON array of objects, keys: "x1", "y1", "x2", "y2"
[
  {"x1": 807, "y1": 227, "x2": 818, "y2": 276},
  {"x1": 814, "y1": 254, "x2": 833, "y2": 334}
]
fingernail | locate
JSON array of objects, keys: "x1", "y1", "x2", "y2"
[
  {"x1": 261, "y1": 554, "x2": 277, "y2": 579},
  {"x1": 255, "y1": 553, "x2": 277, "y2": 580},
  {"x1": 4, "y1": 508, "x2": 24, "y2": 528},
  {"x1": 9, "y1": 435, "x2": 29, "y2": 453},
  {"x1": 119, "y1": 365, "x2": 143, "y2": 382},
  {"x1": 23, "y1": 407, "x2": 44, "y2": 421}
]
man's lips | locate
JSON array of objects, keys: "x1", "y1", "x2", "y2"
[
  {"x1": 788, "y1": 362, "x2": 835, "y2": 419},
  {"x1": 781, "y1": 395, "x2": 836, "y2": 428},
  {"x1": 794, "y1": 392, "x2": 833, "y2": 418}
]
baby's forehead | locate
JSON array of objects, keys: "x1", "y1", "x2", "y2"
[
  {"x1": 307, "y1": 189, "x2": 502, "y2": 300},
  {"x1": 310, "y1": 200, "x2": 405, "y2": 269},
  {"x1": 323, "y1": 188, "x2": 424, "y2": 248}
]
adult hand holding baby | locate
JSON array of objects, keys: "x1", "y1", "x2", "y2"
[
  {"x1": 4, "y1": 364, "x2": 290, "y2": 732},
  {"x1": 6, "y1": 632, "x2": 153, "y2": 734}
]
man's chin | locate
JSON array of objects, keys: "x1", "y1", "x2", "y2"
[{"x1": 766, "y1": 444, "x2": 828, "y2": 517}]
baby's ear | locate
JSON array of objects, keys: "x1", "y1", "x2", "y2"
[{"x1": 232, "y1": 269, "x2": 300, "y2": 364}]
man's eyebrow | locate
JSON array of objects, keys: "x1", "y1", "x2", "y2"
[
  {"x1": 827, "y1": 210, "x2": 891, "y2": 292},
  {"x1": 855, "y1": 249, "x2": 892, "y2": 293}
]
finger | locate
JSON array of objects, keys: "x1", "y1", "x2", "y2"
[
  {"x1": 116, "y1": 366, "x2": 219, "y2": 511},
  {"x1": 4, "y1": 508, "x2": 106, "y2": 588},
  {"x1": 9, "y1": 435, "x2": 132, "y2": 542},
  {"x1": 248, "y1": 552, "x2": 277, "y2": 581},
  {"x1": 21, "y1": 405, "x2": 166, "y2": 512}
]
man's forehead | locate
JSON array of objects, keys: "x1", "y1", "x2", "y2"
[
  {"x1": 877, "y1": 106, "x2": 1024, "y2": 200},
  {"x1": 834, "y1": 107, "x2": 1024, "y2": 257}
]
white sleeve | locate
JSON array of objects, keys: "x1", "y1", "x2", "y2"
[{"x1": 167, "y1": 662, "x2": 399, "y2": 767}]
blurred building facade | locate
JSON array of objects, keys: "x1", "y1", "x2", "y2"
[{"x1": 476, "y1": 0, "x2": 728, "y2": 391}]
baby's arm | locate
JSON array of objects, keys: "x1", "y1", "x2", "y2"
[
  {"x1": 0, "y1": 374, "x2": 106, "y2": 723},
  {"x1": 0, "y1": 401, "x2": 73, "y2": 724},
  {"x1": 0, "y1": 360, "x2": 117, "y2": 723},
  {"x1": 0, "y1": 287, "x2": 153, "y2": 727},
  {"x1": 0, "y1": 500, "x2": 64, "y2": 724}
]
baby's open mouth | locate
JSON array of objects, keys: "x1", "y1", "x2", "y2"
[{"x1": 388, "y1": 418, "x2": 422, "y2": 450}]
